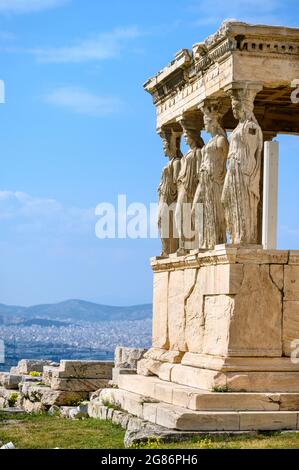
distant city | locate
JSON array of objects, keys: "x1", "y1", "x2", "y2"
[{"x1": 0, "y1": 300, "x2": 152, "y2": 371}]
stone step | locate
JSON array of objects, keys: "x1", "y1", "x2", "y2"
[
  {"x1": 118, "y1": 374, "x2": 299, "y2": 411},
  {"x1": 97, "y1": 387, "x2": 299, "y2": 431}
]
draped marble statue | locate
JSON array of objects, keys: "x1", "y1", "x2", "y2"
[
  {"x1": 175, "y1": 119, "x2": 204, "y2": 254},
  {"x1": 222, "y1": 87, "x2": 263, "y2": 245},
  {"x1": 157, "y1": 128, "x2": 182, "y2": 256},
  {"x1": 192, "y1": 100, "x2": 229, "y2": 249}
]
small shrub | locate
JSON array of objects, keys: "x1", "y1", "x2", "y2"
[
  {"x1": 29, "y1": 371, "x2": 42, "y2": 377},
  {"x1": 132, "y1": 437, "x2": 162, "y2": 449},
  {"x1": 212, "y1": 385, "x2": 231, "y2": 393},
  {"x1": 102, "y1": 399, "x2": 121, "y2": 411},
  {"x1": 8, "y1": 392, "x2": 19, "y2": 407},
  {"x1": 66, "y1": 399, "x2": 84, "y2": 407}
]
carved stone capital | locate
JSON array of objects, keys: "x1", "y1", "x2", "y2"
[
  {"x1": 225, "y1": 81, "x2": 263, "y2": 112},
  {"x1": 199, "y1": 97, "x2": 230, "y2": 122}
]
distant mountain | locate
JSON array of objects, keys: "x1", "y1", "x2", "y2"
[{"x1": 0, "y1": 299, "x2": 152, "y2": 323}]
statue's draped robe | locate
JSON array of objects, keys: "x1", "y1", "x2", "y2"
[
  {"x1": 176, "y1": 149, "x2": 201, "y2": 246},
  {"x1": 158, "y1": 157, "x2": 181, "y2": 254},
  {"x1": 196, "y1": 136, "x2": 227, "y2": 249},
  {"x1": 222, "y1": 119, "x2": 263, "y2": 244},
  {"x1": 177, "y1": 149, "x2": 201, "y2": 202}
]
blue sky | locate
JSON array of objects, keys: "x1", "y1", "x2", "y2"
[{"x1": 0, "y1": 0, "x2": 299, "y2": 307}]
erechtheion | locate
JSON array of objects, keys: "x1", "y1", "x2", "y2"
[{"x1": 101, "y1": 20, "x2": 299, "y2": 433}]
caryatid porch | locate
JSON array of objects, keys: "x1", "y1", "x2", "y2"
[
  {"x1": 145, "y1": 20, "x2": 299, "y2": 250},
  {"x1": 102, "y1": 21, "x2": 299, "y2": 433}
]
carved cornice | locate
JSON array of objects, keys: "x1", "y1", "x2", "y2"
[
  {"x1": 151, "y1": 247, "x2": 290, "y2": 272},
  {"x1": 144, "y1": 20, "x2": 299, "y2": 107}
]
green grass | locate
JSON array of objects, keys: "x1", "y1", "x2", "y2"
[
  {"x1": 1, "y1": 412, "x2": 299, "y2": 449},
  {"x1": 137, "y1": 433, "x2": 299, "y2": 449},
  {"x1": 0, "y1": 412, "x2": 125, "y2": 449}
]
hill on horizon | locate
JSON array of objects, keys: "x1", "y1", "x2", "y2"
[{"x1": 0, "y1": 299, "x2": 152, "y2": 323}]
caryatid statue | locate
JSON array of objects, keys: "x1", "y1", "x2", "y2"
[
  {"x1": 221, "y1": 86, "x2": 263, "y2": 245},
  {"x1": 157, "y1": 128, "x2": 182, "y2": 256},
  {"x1": 175, "y1": 118, "x2": 204, "y2": 254},
  {"x1": 192, "y1": 100, "x2": 229, "y2": 249}
]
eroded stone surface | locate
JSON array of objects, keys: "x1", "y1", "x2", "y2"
[
  {"x1": 168, "y1": 270, "x2": 186, "y2": 351},
  {"x1": 152, "y1": 271, "x2": 169, "y2": 349},
  {"x1": 19, "y1": 383, "x2": 89, "y2": 406},
  {"x1": 115, "y1": 347, "x2": 146, "y2": 369},
  {"x1": 50, "y1": 377, "x2": 110, "y2": 392},
  {"x1": 229, "y1": 264, "x2": 282, "y2": 357},
  {"x1": 283, "y1": 301, "x2": 299, "y2": 356},
  {"x1": 58, "y1": 360, "x2": 113, "y2": 379},
  {"x1": 16, "y1": 359, "x2": 53, "y2": 375},
  {"x1": 284, "y1": 265, "x2": 299, "y2": 301}
]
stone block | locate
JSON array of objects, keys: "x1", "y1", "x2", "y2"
[
  {"x1": 152, "y1": 271, "x2": 169, "y2": 349},
  {"x1": 228, "y1": 264, "x2": 282, "y2": 356},
  {"x1": 50, "y1": 377, "x2": 110, "y2": 392},
  {"x1": 188, "y1": 393, "x2": 280, "y2": 411},
  {"x1": 283, "y1": 301, "x2": 299, "y2": 356},
  {"x1": 58, "y1": 360, "x2": 113, "y2": 379},
  {"x1": 144, "y1": 348, "x2": 183, "y2": 363},
  {"x1": 239, "y1": 411, "x2": 297, "y2": 431},
  {"x1": 171, "y1": 364, "x2": 226, "y2": 390},
  {"x1": 199, "y1": 264, "x2": 244, "y2": 295},
  {"x1": 0, "y1": 373, "x2": 22, "y2": 390},
  {"x1": 289, "y1": 251, "x2": 299, "y2": 265},
  {"x1": 168, "y1": 270, "x2": 186, "y2": 351},
  {"x1": 112, "y1": 367, "x2": 136, "y2": 385},
  {"x1": 270, "y1": 265, "x2": 284, "y2": 291},
  {"x1": 235, "y1": 249, "x2": 288, "y2": 265},
  {"x1": 155, "y1": 404, "x2": 239, "y2": 431},
  {"x1": 87, "y1": 400, "x2": 103, "y2": 419},
  {"x1": 202, "y1": 295, "x2": 234, "y2": 356},
  {"x1": 114, "y1": 347, "x2": 147, "y2": 369},
  {"x1": 184, "y1": 271, "x2": 204, "y2": 354},
  {"x1": 43, "y1": 366, "x2": 59, "y2": 386},
  {"x1": 21, "y1": 399, "x2": 46, "y2": 413},
  {"x1": 20, "y1": 383, "x2": 89, "y2": 406},
  {"x1": 284, "y1": 265, "x2": 299, "y2": 300},
  {"x1": 226, "y1": 371, "x2": 299, "y2": 392},
  {"x1": 143, "y1": 402, "x2": 158, "y2": 423},
  {"x1": 17, "y1": 359, "x2": 53, "y2": 374},
  {"x1": 279, "y1": 394, "x2": 299, "y2": 411},
  {"x1": 137, "y1": 358, "x2": 162, "y2": 377},
  {"x1": 157, "y1": 363, "x2": 174, "y2": 381},
  {"x1": 112, "y1": 410, "x2": 130, "y2": 429},
  {"x1": 118, "y1": 374, "x2": 159, "y2": 397},
  {"x1": 155, "y1": 383, "x2": 173, "y2": 404}
]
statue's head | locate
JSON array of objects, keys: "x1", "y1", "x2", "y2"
[
  {"x1": 160, "y1": 129, "x2": 182, "y2": 159},
  {"x1": 203, "y1": 114, "x2": 217, "y2": 134},
  {"x1": 181, "y1": 121, "x2": 203, "y2": 149},
  {"x1": 231, "y1": 88, "x2": 255, "y2": 121},
  {"x1": 161, "y1": 130, "x2": 172, "y2": 157},
  {"x1": 201, "y1": 99, "x2": 227, "y2": 139},
  {"x1": 231, "y1": 97, "x2": 245, "y2": 120}
]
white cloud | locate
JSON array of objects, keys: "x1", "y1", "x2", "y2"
[
  {"x1": 32, "y1": 27, "x2": 140, "y2": 63},
  {"x1": 43, "y1": 87, "x2": 123, "y2": 116},
  {"x1": 190, "y1": 0, "x2": 285, "y2": 26},
  {"x1": 0, "y1": 190, "x2": 95, "y2": 237},
  {"x1": 0, "y1": 0, "x2": 69, "y2": 14}
]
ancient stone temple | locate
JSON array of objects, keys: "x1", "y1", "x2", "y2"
[{"x1": 101, "y1": 20, "x2": 299, "y2": 432}]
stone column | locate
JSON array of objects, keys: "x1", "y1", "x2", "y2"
[
  {"x1": 257, "y1": 131, "x2": 277, "y2": 244},
  {"x1": 262, "y1": 140, "x2": 279, "y2": 249}
]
